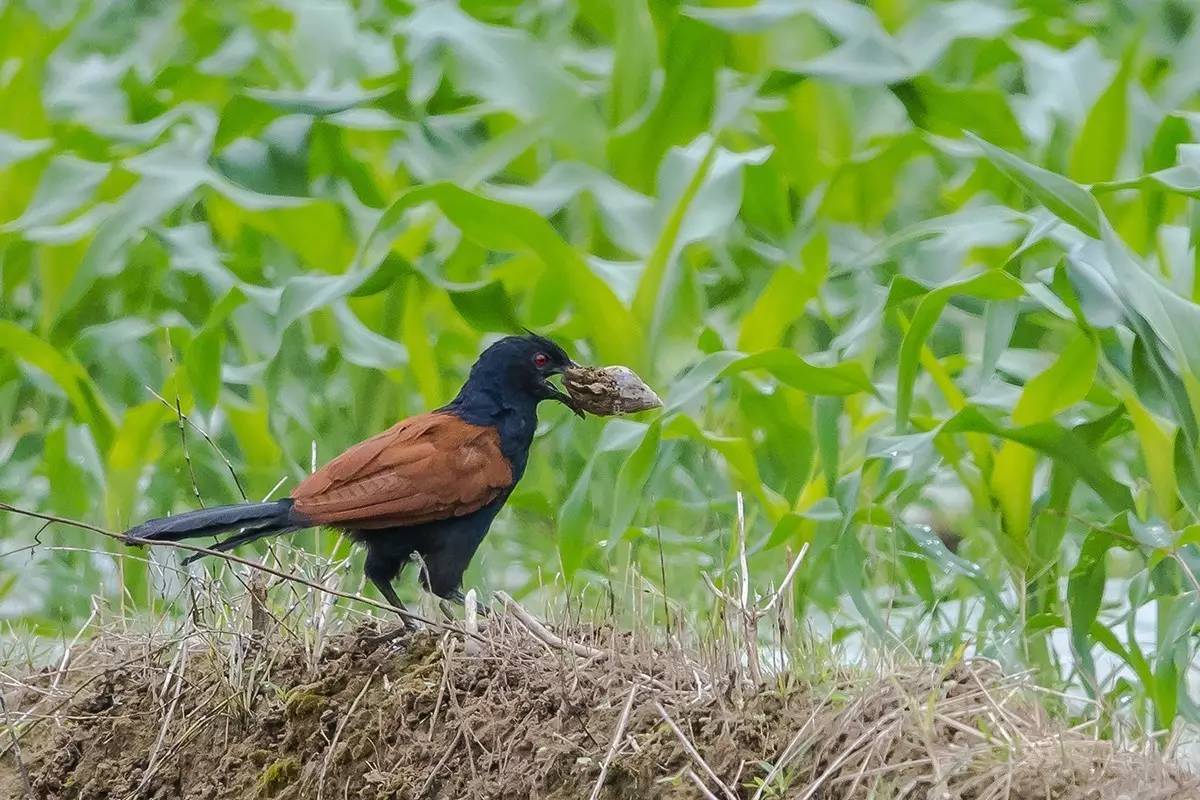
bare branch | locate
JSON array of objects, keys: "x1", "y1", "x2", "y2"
[{"x1": 0, "y1": 502, "x2": 475, "y2": 637}]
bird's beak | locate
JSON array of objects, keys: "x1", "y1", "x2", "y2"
[
  {"x1": 545, "y1": 362, "x2": 584, "y2": 417},
  {"x1": 545, "y1": 383, "x2": 582, "y2": 416},
  {"x1": 560, "y1": 392, "x2": 586, "y2": 418}
]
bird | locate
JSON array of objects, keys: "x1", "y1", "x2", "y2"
[{"x1": 122, "y1": 333, "x2": 581, "y2": 620}]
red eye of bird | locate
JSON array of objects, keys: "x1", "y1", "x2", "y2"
[{"x1": 533, "y1": 352, "x2": 549, "y2": 368}]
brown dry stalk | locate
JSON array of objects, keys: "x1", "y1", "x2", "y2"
[
  {"x1": 0, "y1": 502, "x2": 474, "y2": 637},
  {"x1": 0, "y1": 692, "x2": 32, "y2": 799},
  {"x1": 702, "y1": 493, "x2": 809, "y2": 689},
  {"x1": 495, "y1": 591, "x2": 607, "y2": 659},
  {"x1": 588, "y1": 681, "x2": 640, "y2": 800},
  {"x1": 796, "y1": 707, "x2": 907, "y2": 800},
  {"x1": 685, "y1": 768, "x2": 722, "y2": 800},
  {"x1": 418, "y1": 727, "x2": 463, "y2": 797},
  {"x1": 317, "y1": 666, "x2": 380, "y2": 800},
  {"x1": 130, "y1": 638, "x2": 191, "y2": 798},
  {"x1": 653, "y1": 701, "x2": 736, "y2": 800}
]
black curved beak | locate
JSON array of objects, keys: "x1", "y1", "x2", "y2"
[{"x1": 545, "y1": 360, "x2": 584, "y2": 417}]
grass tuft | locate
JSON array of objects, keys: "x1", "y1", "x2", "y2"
[{"x1": 1, "y1": 597, "x2": 1194, "y2": 799}]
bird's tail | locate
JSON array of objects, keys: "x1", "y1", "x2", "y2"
[{"x1": 123, "y1": 499, "x2": 301, "y2": 563}]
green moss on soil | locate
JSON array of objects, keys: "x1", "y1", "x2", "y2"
[
  {"x1": 256, "y1": 756, "x2": 299, "y2": 797},
  {"x1": 283, "y1": 689, "x2": 323, "y2": 717}
]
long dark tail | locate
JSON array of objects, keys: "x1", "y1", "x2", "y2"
[{"x1": 123, "y1": 499, "x2": 302, "y2": 563}]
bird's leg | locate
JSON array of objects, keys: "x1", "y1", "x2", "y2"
[
  {"x1": 364, "y1": 546, "x2": 414, "y2": 629},
  {"x1": 372, "y1": 578, "x2": 414, "y2": 628},
  {"x1": 365, "y1": 572, "x2": 412, "y2": 629},
  {"x1": 357, "y1": 581, "x2": 416, "y2": 646}
]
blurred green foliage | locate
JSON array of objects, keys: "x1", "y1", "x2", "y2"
[{"x1": 3, "y1": 0, "x2": 1200, "y2": 739}]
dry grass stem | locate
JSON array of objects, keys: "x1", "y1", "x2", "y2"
[
  {"x1": 0, "y1": 693, "x2": 31, "y2": 799},
  {"x1": 588, "y1": 681, "x2": 640, "y2": 800},
  {"x1": 0, "y1": 601, "x2": 1195, "y2": 799},
  {"x1": 653, "y1": 700, "x2": 737, "y2": 800},
  {"x1": 495, "y1": 591, "x2": 607, "y2": 660}
]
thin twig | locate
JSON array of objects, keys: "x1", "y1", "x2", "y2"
[
  {"x1": 129, "y1": 639, "x2": 190, "y2": 799},
  {"x1": 735, "y1": 492, "x2": 761, "y2": 684},
  {"x1": 495, "y1": 591, "x2": 606, "y2": 660},
  {"x1": 653, "y1": 701, "x2": 736, "y2": 800},
  {"x1": 318, "y1": 667, "x2": 380, "y2": 800},
  {"x1": 700, "y1": 573, "x2": 733, "y2": 605},
  {"x1": 164, "y1": 331, "x2": 205, "y2": 510},
  {"x1": 419, "y1": 728, "x2": 462, "y2": 797},
  {"x1": 655, "y1": 525, "x2": 671, "y2": 637},
  {"x1": 588, "y1": 682, "x2": 640, "y2": 800},
  {"x1": 686, "y1": 768, "x2": 722, "y2": 800},
  {"x1": 0, "y1": 502, "x2": 473, "y2": 636},
  {"x1": 761, "y1": 542, "x2": 809, "y2": 613},
  {"x1": 0, "y1": 692, "x2": 32, "y2": 799},
  {"x1": 750, "y1": 685, "x2": 840, "y2": 800},
  {"x1": 51, "y1": 605, "x2": 98, "y2": 694},
  {"x1": 428, "y1": 639, "x2": 453, "y2": 741},
  {"x1": 177, "y1": 407, "x2": 205, "y2": 507},
  {"x1": 144, "y1": 386, "x2": 248, "y2": 501},
  {"x1": 795, "y1": 709, "x2": 905, "y2": 800}
]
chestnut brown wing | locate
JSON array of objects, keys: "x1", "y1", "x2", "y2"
[{"x1": 290, "y1": 412, "x2": 513, "y2": 529}]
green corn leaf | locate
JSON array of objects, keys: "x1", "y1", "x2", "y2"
[
  {"x1": 0, "y1": 321, "x2": 116, "y2": 452},
  {"x1": 608, "y1": 420, "x2": 662, "y2": 542},
  {"x1": 1067, "y1": 529, "x2": 1112, "y2": 695},
  {"x1": 667, "y1": 350, "x2": 873, "y2": 414},
  {"x1": 969, "y1": 133, "x2": 1103, "y2": 238},
  {"x1": 894, "y1": 269, "x2": 1025, "y2": 431},
  {"x1": 1068, "y1": 47, "x2": 1132, "y2": 184}
]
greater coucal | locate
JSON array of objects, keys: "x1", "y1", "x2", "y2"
[{"x1": 123, "y1": 333, "x2": 580, "y2": 616}]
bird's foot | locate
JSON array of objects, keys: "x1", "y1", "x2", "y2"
[
  {"x1": 360, "y1": 621, "x2": 412, "y2": 647},
  {"x1": 435, "y1": 590, "x2": 494, "y2": 626},
  {"x1": 386, "y1": 599, "x2": 416, "y2": 629},
  {"x1": 437, "y1": 597, "x2": 459, "y2": 622}
]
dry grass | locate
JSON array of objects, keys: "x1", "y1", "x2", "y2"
[
  {"x1": 0, "y1": 595, "x2": 1195, "y2": 800},
  {"x1": 0, "y1": 498, "x2": 1196, "y2": 798}
]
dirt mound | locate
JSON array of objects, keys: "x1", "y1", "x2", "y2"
[{"x1": 1, "y1": 607, "x2": 1195, "y2": 799}]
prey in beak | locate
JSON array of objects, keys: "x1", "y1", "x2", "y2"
[{"x1": 561, "y1": 365, "x2": 662, "y2": 417}]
